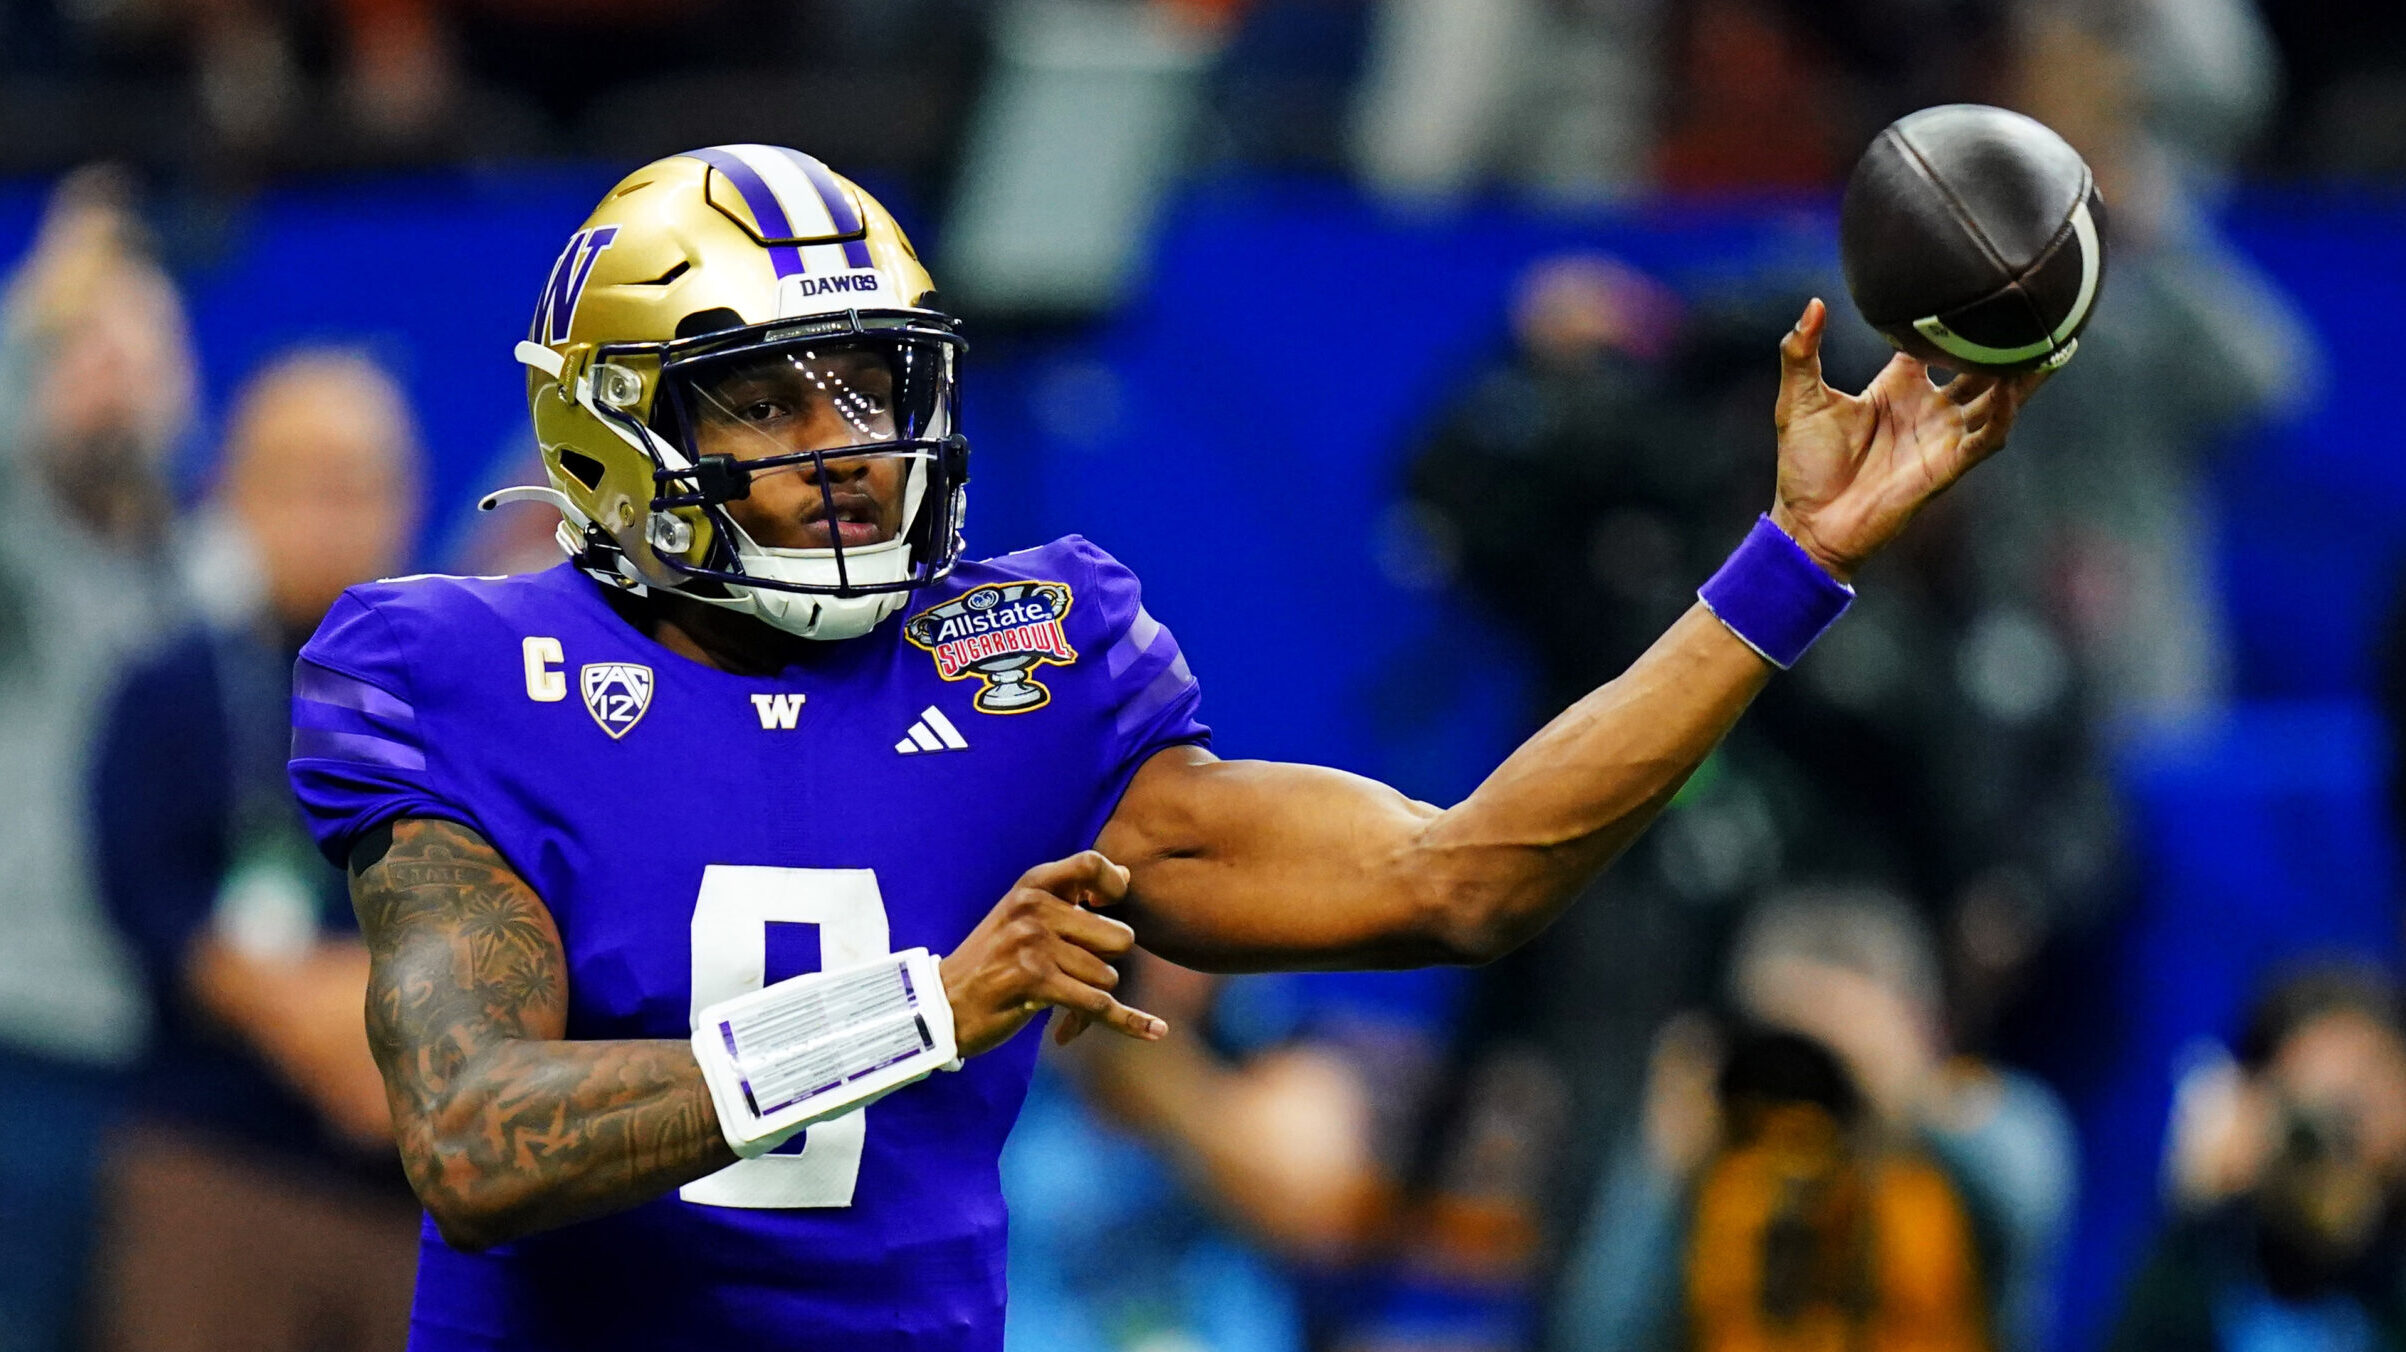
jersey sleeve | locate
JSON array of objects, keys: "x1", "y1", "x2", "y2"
[
  {"x1": 287, "y1": 588, "x2": 478, "y2": 867},
  {"x1": 1070, "y1": 537, "x2": 1209, "y2": 795}
]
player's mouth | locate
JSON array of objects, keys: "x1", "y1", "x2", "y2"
[{"x1": 797, "y1": 493, "x2": 886, "y2": 549}]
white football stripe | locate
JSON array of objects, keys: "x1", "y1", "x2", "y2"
[
  {"x1": 1910, "y1": 196, "x2": 2102, "y2": 368},
  {"x1": 729, "y1": 144, "x2": 840, "y2": 241},
  {"x1": 2048, "y1": 199, "x2": 2102, "y2": 344},
  {"x1": 894, "y1": 737, "x2": 919, "y2": 754},
  {"x1": 908, "y1": 723, "x2": 943, "y2": 752},
  {"x1": 802, "y1": 241, "x2": 860, "y2": 278},
  {"x1": 921, "y1": 706, "x2": 969, "y2": 750}
]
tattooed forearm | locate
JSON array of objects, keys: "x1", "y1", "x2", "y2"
[{"x1": 353, "y1": 817, "x2": 734, "y2": 1250}]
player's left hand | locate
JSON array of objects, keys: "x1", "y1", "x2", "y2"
[{"x1": 1767, "y1": 297, "x2": 2050, "y2": 583}]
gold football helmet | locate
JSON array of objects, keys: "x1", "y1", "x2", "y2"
[{"x1": 489, "y1": 144, "x2": 968, "y2": 640}]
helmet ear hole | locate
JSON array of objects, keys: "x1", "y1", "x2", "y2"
[{"x1": 558, "y1": 449, "x2": 606, "y2": 491}]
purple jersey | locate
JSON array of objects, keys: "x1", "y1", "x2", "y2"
[{"x1": 288, "y1": 537, "x2": 1206, "y2": 1351}]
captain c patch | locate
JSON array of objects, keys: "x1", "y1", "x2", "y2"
[{"x1": 905, "y1": 582, "x2": 1077, "y2": 713}]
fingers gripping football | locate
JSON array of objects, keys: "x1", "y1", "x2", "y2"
[
  {"x1": 940, "y1": 851, "x2": 1166, "y2": 1059},
  {"x1": 1768, "y1": 298, "x2": 2051, "y2": 580}
]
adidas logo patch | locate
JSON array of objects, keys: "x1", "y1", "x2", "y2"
[{"x1": 894, "y1": 706, "x2": 970, "y2": 754}]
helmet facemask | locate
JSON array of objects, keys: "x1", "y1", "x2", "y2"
[{"x1": 599, "y1": 316, "x2": 968, "y2": 640}]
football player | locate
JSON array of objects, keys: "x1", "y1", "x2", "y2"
[{"x1": 289, "y1": 145, "x2": 2048, "y2": 1351}]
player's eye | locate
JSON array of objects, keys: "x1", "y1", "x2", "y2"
[{"x1": 723, "y1": 394, "x2": 792, "y2": 424}]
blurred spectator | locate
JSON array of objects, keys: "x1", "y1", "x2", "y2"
[
  {"x1": 942, "y1": 0, "x2": 1223, "y2": 317},
  {"x1": 1003, "y1": 1048, "x2": 1310, "y2": 1352},
  {"x1": 88, "y1": 349, "x2": 422, "y2": 1352},
  {"x1": 1690, "y1": 1028, "x2": 1986, "y2": 1351},
  {"x1": 1993, "y1": 0, "x2": 2313, "y2": 724},
  {"x1": 1346, "y1": 0, "x2": 1526, "y2": 196},
  {"x1": 0, "y1": 167, "x2": 192, "y2": 1352},
  {"x1": 1554, "y1": 888, "x2": 2077, "y2": 1351},
  {"x1": 2113, "y1": 962, "x2": 2406, "y2": 1351},
  {"x1": 1067, "y1": 956, "x2": 1549, "y2": 1351}
]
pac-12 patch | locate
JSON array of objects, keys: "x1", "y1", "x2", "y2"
[
  {"x1": 904, "y1": 581, "x2": 1078, "y2": 713},
  {"x1": 581, "y1": 662, "x2": 654, "y2": 739}
]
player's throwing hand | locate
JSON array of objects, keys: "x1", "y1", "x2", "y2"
[
  {"x1": 941, "y1": 851, "x2": 1167, "y2": 1057},
  {"x1": 1766, "y1": 297, "x2": 2051, "y2": 584}
]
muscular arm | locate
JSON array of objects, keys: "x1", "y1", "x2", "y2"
[
  {"x1": 1100, "y1": 603, "x2": 1762, "y2": 970},
  {"x1": 352, "y1": 816, "x2": 732, "y2": 1250},
  {"x1": 1100, "y1": 300, "x2": 2048, "y2": 972}
]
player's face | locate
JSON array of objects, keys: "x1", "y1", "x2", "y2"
[{"x1": 686, "y1": 345, "x2": 909, "y2": 551}]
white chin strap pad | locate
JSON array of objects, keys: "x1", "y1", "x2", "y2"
[
  {"x1": 691, "y1": 947, "x2": 960, "y2": 1159},
  {"x1": 703, "y1": 497, "x2": 920, "y2": 641},
  {"x1": 735, "y1": 586, "x2": 906, "y2": 641}
]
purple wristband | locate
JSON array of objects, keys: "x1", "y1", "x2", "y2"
[{"x1": 1697, "y1": 515, "x2": 1854, "y2": 669}]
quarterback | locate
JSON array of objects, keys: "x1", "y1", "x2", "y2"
[{"x1": 288, "y1": 145, "x2": 2046, "y2": 1350}]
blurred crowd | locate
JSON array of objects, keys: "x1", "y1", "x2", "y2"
[
  {"x1": 0, "y1": 0, "x2": 2399, "y2": 203},
  {"x1": 0, "y1": 1, "x2": 2393, "y2": 1352},
  {"x1": 0, "y1": 171, "x2": 423, "y2": 1352},
  {"x1": 995, "y1": 3, "x2": 2357, "y2": 1352}
]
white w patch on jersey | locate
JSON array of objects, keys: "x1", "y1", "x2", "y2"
[
  {"x1": 893, "y1": 706, "x2": 969, "y2": 755},
  {"x1": 751, "y1": 692, "x2": 807, "y2": 730}
]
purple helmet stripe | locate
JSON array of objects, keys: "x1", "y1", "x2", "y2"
[
  {"x1": 780, "y1": 149, "x2": 877, "y2": 270},
  {"x1": 688, "y1": 147, "x2": 806, "y2": 278}
]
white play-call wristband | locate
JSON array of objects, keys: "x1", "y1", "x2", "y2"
[{"x1": 691, "y1": 947, "x2": 961, "y2": 1159}]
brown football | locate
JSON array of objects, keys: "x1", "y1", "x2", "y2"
[{"x1": 1840, "y1": 104, "x2": 2106, "y2": 374}]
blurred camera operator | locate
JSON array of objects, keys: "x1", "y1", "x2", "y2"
[
  {"x1": 0, "y1": 167, "x2": 194, "y2": 1352},
  {"x1": 2115, "y1": 963, "x2": 2406, "y2": 1352},
  {"x1": 1554, "y1": 887, "x2": 2076, "y2": 1352},
  {"x1": 1689, "y1": 1026, "x2": 1986, "y2": 1352},
  {"x1": 88, "y1": 349, "x2": 424, "y2": 1352}
]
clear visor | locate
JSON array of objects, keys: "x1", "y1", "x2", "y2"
[{"x1": 659, "y1": 336, "x2": 952, "y2": 553}]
